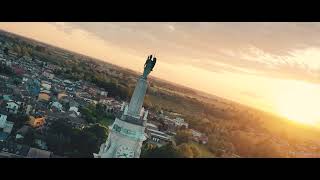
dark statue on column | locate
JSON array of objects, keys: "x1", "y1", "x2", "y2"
[{"x1": 142, "y1": 55, "x2": 156, "y2": 79}]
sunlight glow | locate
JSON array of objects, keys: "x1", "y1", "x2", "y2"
[{"x1": 274, "y1": 80, "x2": 320, "y2": 125}]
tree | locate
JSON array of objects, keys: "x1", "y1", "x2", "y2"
[
  {"x1": 141, "y1": 144, "x2": 182, "y2": 158},
  {"x1": 12, "y1": 44, "x2": 22, "y2": 56},
  {"x1": 80, "y1": 105, "x2": 97, "y2": 124},
  {"x1": 177, "y1": 143, "x2": 194, "y2": 158},
  {"x1": 96, "y1": 103, "x2": 106, "y2": 115},
  {"x1": 3, "y1": 47, "x2": 9, "y2": 55},
  {"x1": 8, "y1": 114, "x2": 29, "y2": 131},
  {"x1": 0, "y1": 65, "x2": 14, "y2": 76},
  {"x1": 13, "y1": 78, "x2": 22, "y2": 85},
  {"x1": 207, "y1": 134, "x2": 235, "y2": 156},
  {"x1": 35, "y1": 45, "x2": 46, "y2": 52},
  {"x1": 253, "y1": 138, "x2": 287, "y2": 158},
  {"x1": 175, "y1": 130, "x2": 193, "y2": 145},
  {"x1": 22, "y1": 128, "x2": 36, "y2": 147},
  {"x1": 190, "y1": 144, "x2": 201, "y2": 158},
  {"x1": 45, "y1": 121, "x2": 108, "y2": 157},
  {"x1": 177, "y1": 143, "x2": 201, "y2": 158},
  {"x1": 83, "y1": 124, "x2": 108, "y2": 146},
  {"x1": 71, "y1": 124, "x2": 108, "y2": 157},
  {"x1": 21, "y1": 46, "x2": 31, "y2": 57}
]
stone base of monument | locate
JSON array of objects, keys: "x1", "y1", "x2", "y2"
[{"x1": 95, "y1": 117, "x2": 147, "y2": 158}]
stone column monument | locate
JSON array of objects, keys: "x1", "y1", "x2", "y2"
[{"x1": 94, "y1": 55, "x2": 157, "y2": 158}]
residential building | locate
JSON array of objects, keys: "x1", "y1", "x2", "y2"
[
  {"x1": 42, "y1": 71, "x2": 54, "y2": 80},
  {"x1": 190, "y1": 129, "x2": 208, "y2": 144},
  {"x1": 58, "y1": 93, "x2": 67, "y2": 100},
  {"x1": 0, "y1": 114, "x2": 14, "y2": 135},
  {"x1": 12, "y1": 66, "x2": 25, "y2": 75},
  {"x1": 163, "y1": 116, "x2": 189, "y2": 129},
  {"x1": 41, "y1": 81, "x2": 51, "y2": 91},
  {"x1": 173, "y1": 117, "x2": 189, "y2": 128},
  {"x1": 63, "y1": 80, "x2": 72, "y2": 85},
  {"x1": 29, "y1": 116, "x2": 45, "y2": 128},
  {"x1": 25, "y1": 105, "x2": 33, "y2": 115},
  {"x1": 100, "y1": 91, "x2": 108, "y2": 97},
  {"x1": 145, "y1": 122, "x2": 172, "y2": 147},
  {"x1": 190, "y1": 129, "x2": 203, "y2": 138},
  {"x1": 0, "y1": 114, "x2": 7, "y2": 127},
  {"x1": 146, "y1": 128, "x2": 172, "y2": 147},
  {"x1": 146, "y1": 122, "x2": 158, "y2": 131},
  {"x1": 38, "y1": 93, "x2": 50, "y2": 102},
  {"x1": 2, "y1": 121, "x2": 13, "y2": 134},
  {"x1": 2, "y1": 95, "x2": 11, "y2": 101},
  {"x1": 6, "y1": 101, "x2": 19, "y2": 114},
  {"x1": 69, "y1": 106, "x2": 80, "y2": 116},
  {"x1": 50, "y1": 101, "x2": 63, "y2": 112}
]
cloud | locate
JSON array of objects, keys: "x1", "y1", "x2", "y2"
[
  {"x1": 61, "y1": 23, "x2": 320, "y2": 75},
  {"x1": 6, "y1": 22, "x2": 320, "y2": 85}
]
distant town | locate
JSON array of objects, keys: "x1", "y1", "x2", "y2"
[{"x1": 0, "y1": 30, "x2": 209, "y2": 158}]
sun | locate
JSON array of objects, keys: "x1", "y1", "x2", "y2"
[{"x1": 274, "y1": 80, "x2": 320, "y2": 126}]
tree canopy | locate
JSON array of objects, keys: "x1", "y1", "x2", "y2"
[
  {"x1": 141, "y1": 144, "x2": 182, "y2": 158},
  {"x1": 45, "y1": 121, "x2": 108, "y2": 157}
]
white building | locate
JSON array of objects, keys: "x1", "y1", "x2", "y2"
[
  {"x1": 100, "y1": 91, "x2": 108, "y2": 96},
  {"x1": 140, "y1": 107, "x2": 145, "y2": 117},
  {"x1": 25, "y1": 105, "x2": 33, "y2": 115},
  {"x1": 0, "y1": 114, "x2": 14, "y2": 134},
  {"x1": 189, "y1": 129, "x2": 208, "y2": 144},
  {"x1": 174, "y1": 117, "x2": 188, "y2": 127},
  {"x1": 51, "y1": 101, "x2": 63, "y2": 112},
  {"x1": 190, "y1": 129, "x2": 203, "y2": 138},
  {"x1": 145, "y1": 127, "x2": 172, "y2": 147},
  {"x1": 22, "y1": 77, "x2": 29, "y2": 83},
  {"x1": 63, "y1": 80, "x2": 72, "y2": 85},
  {"x1": 43, "y1": 71, "x2": 55, "y2": 80},
  {"x1": 164, "y1": 116, "x2": 189, "y2": 128},
  {"x1": 41, "y1": 81, "x2": 51, "y2": 90},
  {"x1": 6, "y1": 101, "x2": 19, "y2": 114},
  {"x1": 0, "y1": 114, "x2": 8, "y2": 127},
  {"x1": 69, "y1": 106, "x2": 80, "y2": 116},
  {"x1": 146, "y1": 123, "x2": 158, "y2": 130},
  {"x1": 40, "y1": 90, "x2": 51, "y2": 94},
  {"x1": 6, "y1": 61, "x2": 12, "y2": 67}
]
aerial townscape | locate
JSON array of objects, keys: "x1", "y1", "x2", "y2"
[
  {"x1": 1, "y1": 28, "x2": 320, "y2": 158},
  {"x1": 0, "y1": 30, "x2": 210, "y2": 158}
]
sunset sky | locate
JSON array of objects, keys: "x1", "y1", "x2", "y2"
[{"x1": 0, "y1": 22, "x2": 320, "y2": 125}]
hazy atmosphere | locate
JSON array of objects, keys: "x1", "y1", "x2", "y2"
[{"x1": 1, "y1": 22, "x2": 320, "y2": 125}]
